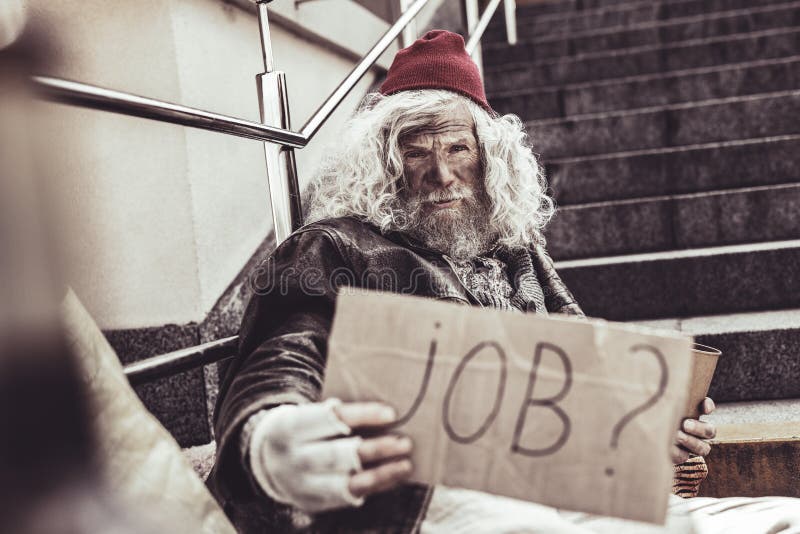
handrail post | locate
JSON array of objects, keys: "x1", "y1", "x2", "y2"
[
  {"x1": 465, "y1": 0, "x2": 484, "y2": 80},
  {"x1": 399, "y1": 0, "x2": 418, "y2": 48},
  {"x1": 256, "y1": 1, "x2": 303, "y2": 245},
  {"x1": 465, "y1": 0, "x2": 503, "y2": 59},
  {"x1": 504, "y1": 0, "x2": 517, "y2": 46}
]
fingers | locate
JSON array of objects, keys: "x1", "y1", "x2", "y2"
[
  {"x1": 701, "y1": 397, "x2": 716, "y2": 415},
  {"x1": 672, "y1": 420, "x2": 714, "y2": 463},
  {"x1": 250, "y1": 402, "x2": 411, "y2": 514},
  {"x1": 271, "y1": 400, "x2": 398, "y2": 445},
  {"x1": 683, "y1": 418, "x2": 716, "y2": 440},
  {"x1": 348, "y1": 459, "x2": 413, "y2": 498},
  {"x1": 358, "y1": 435, "x2": 412, "y2": 465},
  {"x1": 290, "y1": 433, "x2": 413, "y2": 473},
  {"x1": 671, "y1": 444, "x2": 691, "y2": 464},
  {"x1": 289, "y1": 434, "x2": 413, "y2": 507},
  {"x1": 676, "y1": 430, "x2": 712, "y2": 457},
  {"x1": 334, "y1": 402, "x2": 397, "y2": 430}
]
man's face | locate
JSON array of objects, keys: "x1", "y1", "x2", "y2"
[
  {"x1": 396, "y1": 104, "x2": 493, "y2": 260},
  {"x1": 399, "y1": 104, "x2": 482, "y2": 217}
]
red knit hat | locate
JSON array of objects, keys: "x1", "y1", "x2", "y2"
[{"x1": 380, "y1": 29, "x2": 493, "y2": 113}]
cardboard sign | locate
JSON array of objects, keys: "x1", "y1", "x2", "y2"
[{"x1": 323, "y1": 289, "x2": 693, "y2": 524}]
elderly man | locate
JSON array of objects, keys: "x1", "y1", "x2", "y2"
[{"x1": 208, "y1": 31, "x2": 795, "y2": 533}]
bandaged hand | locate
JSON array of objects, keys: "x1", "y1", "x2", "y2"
[
  {"x1": 248, "y1": 399, "x2": 413, "y2": 513},
  {"x1": 672, "y1": 397, "x2": 717, "y2": 463}
]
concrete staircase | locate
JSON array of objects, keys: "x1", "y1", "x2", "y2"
[{"x1": 484, "y1": 0, "x2": 800, "y2": 497}]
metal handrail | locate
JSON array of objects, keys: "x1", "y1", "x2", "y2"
[
  {"x1": 125, "y1": 335, "x2": 239, "y2": 386},
  {"x1": 300, "y1": 0, "x2": 428, "y2": 141},
  {"x1": 32, "y1": 75, "x2": 307, "y2": 147},
  {"x1": 33, "y1": 0, "x2": 512, "y2": 151},
  {"x1": 32, "y1": 0, "x2": 430, "y2": 151},
  {"x1": 466, "y1": 0, "x2": 504, "y2": 54}
]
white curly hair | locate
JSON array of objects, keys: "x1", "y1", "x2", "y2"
[{"x1": 304, "y1": 89, "x2": 555, "y2": 248}]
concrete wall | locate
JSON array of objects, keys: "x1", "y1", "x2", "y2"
[{"x1": 28, "y1": 0, "x2": 388, "y2": 330}]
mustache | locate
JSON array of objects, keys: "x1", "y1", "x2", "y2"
[{"x1": 410, "y1": 186, "x2": 476, "y2": 204}]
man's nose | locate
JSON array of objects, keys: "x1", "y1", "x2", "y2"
[{"x1": 426, "y1": 153, "x2": 456, "y2": 188}]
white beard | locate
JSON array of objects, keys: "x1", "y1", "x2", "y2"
[{"x1": 394, "y1": 185, "x2": 494, "y2": 261}]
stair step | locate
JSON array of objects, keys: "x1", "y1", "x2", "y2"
[
  {"x1": 487, "y1": 2, "x2": 658, "y2": 41},
  {"x1": 485, "y1": 2, "x2": 800, "y2": 64},
  {"x1": 488, "y1": 0, "x2": 796, "y2": 41},
  {"x1": 511, "y1": 0, "x2": 638, "y2": 19},
  {"x1": 547, "y1": 134, "x2": 800, "y2": 205},
  {"x1": 489, "y1": 56, "x2": 800, "y2": 120},
  {"x1": 511, "y1": 0, "x2": 581, "y2": 18},
  {"x1": 546, "y1": 184, "x2": 800, "y2": 260},
  {"x1": 555, "y1": 240, "x2": 800, "y2": 321},
  {"x1": 698, "y1": 407, "x2": 800, "y2": 497},
  {"x1": 702, "y1": 433, "x2": 800, "y2": 497},
  {"x1": 484, "y1": 27, "x2": 800, "y2": 91},
  {"x1": 706, "y1": 399, "x2": 800, "y2": 426},
  {"x1": 636, "y1": 310, "x2": 800, "y2": 402},
  {"x1": 529, "y1": 90, "x2": 800, "y2": 159}
]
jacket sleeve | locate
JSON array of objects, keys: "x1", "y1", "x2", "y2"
[
  {"x1": 209, "y1": 227, "x2": 353, "y2": 504},
  {"x1": 531, "y1": 244, "x2": 585, "y2": 317}
]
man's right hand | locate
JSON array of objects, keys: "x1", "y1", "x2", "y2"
[{"x1": 248, "y1": 399, "x2": 413, "y2": 513}]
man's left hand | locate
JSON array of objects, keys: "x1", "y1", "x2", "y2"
[{"x1": 671, "y1": 397, "x2": 716, "y2": 464}]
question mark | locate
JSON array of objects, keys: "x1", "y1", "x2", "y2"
[{"x1": 605, "y1": 344, "x2": 668, "y2": 476}]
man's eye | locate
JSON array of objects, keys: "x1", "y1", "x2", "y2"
[
  {"x1": 405, "y1": 151, "x2": 426, "y2": 158},
  {"x1": 450, "y1": 145, "x2": 469, "y2": 153}
]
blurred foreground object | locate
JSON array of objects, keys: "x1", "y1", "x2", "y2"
[
  {"x1": 0, "y1": 26, "x2": 137, "y2": 532},
  {"x1": 0, "y1": 0, "x2": 25, "y2": 49},
  {"x1": 0, "y1": 26, "x2": 231, "y2": 533},
  {"x1": 61, "y1": 289, "x2": 236, "y2": 534}
]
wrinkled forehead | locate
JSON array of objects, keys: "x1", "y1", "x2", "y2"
[{"x1": 399, "y1": 103, "x2": 476, "y2": 146}]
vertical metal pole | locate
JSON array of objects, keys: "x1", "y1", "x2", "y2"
[
  {"x1": 465, "y1": 0, "x2": 484, "y2": 80},
  {"x1": 399, "y1": 0, "x2": 418, "y2": 48},
  {"x1": 504, "y1": 0, "x2": 517, "y2": 45},
  {"x1": 256, "y1": 1, "x2": 302, "y2": 246}
]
